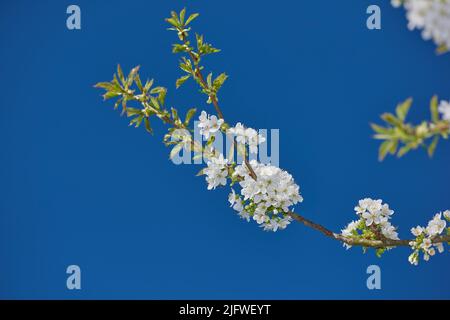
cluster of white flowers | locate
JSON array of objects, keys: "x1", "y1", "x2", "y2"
[
  {"x1": 341, "y1": 198, "x2": 399, "y2": 250},
  {"x1": 391, "y1": 0, "x2": 450, "y2": 50},
  {"x1": 355, "y1": 198, "x2": 399, "y2": 240},
  {"x1": 204, "y1": 154, "x2": 229, "y2": 190},
  {"x1": 227, "y1": 122, "x2": 266, "y2": 154},
  {"x1": 228, "y1": 160, "x2": 302, "y2": 231},
  {"x1": 408, "y1": 211, "x2": 449, "y2": 265},
  {"x1": 438, "y1": 100, "x2": 450, "y2": 122},
  {"x1": 197, "y1": 112, "x2": 302, "y2": 231},
  {"x1": 198, "y1": 110, "x2": 224, "y2": 139}
]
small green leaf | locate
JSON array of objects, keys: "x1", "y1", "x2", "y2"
[
  {"x1": 126, "y1": 107, "x2": 141, "y2": 117},
  {"x1": 126, "y1": 66, "x2": 140, "y2": 88},
  {"x1": 379, "y1": 140, "x2": 393, "y2": 161},
  {"x1": 165, "y1": 17, "x2": 179, "y2": 28},
  {"x1": 206, "y1": 73, "x2": 212, "y2": 88},
  {"x1": 397, "y1": 144, "x2": 412, "y2": 158},
  {"x1": 134, "y1": 74, "x2": 143, "y2": 92},
  {"x1": 381, "y1": 113, "x2": 403, "y2": 127},
  {"x1": 103, "y1": 91, "x2": 120, "y2": 100},
  {"x1": 185, "y1": 13, "x2": 199, "y2": 26},
  {"x1": 428, "y1": 136, "x2": 439, "y2": 157},
  {"x1": 129, "y1": 114, "x2": 144, "y2": 128},
  {"x1": 430, "y1": 95, "x2": 439, "y2": 123},
  {"x1": 176, "y1": 74, "x2": 191, "y2": 88},
  {"x1": 144, "y1": 79, "x2": 154, "y2": 92},
  {"x1": 144, "y1": 117, "x2": 153, "y2": 134},
  {"x1": 171, "y1": 107, "x2": 179, "y2": 122},
  {"x1": 184, "y1": 108, "x2": 197, "y2": 125},
  {"x1": 395, "y1": 98, "x2": 412, "y2": 122},
  {"x1": 151, "y1": 87, "x2": 167, "y2": 105},
  {"x1": 117, "y1": 64, "x2": 125, "y2": 84},
  {"x1": 94, "y1": 82, "x2": 116, "y2": 91},
  {"x1": 213, "y1": 73, "x2": 228, "y2": 91},
  {"x1": 179, "y1": 8, "x2": 186, "y2": 25},
  {"x1": 196, "y1": 168, "x2": 205, "y2": 176},
  {"x1": 371, "y1": 123, "x2": 389, "y2": 135}
]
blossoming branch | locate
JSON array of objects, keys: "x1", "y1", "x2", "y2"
[{"x1": 95, "y1": 8, "x2": 450, "y2": 266}]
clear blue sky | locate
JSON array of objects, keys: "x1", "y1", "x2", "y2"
[{"x1": 1, "y1": 0, "x2": 449, "y2": 299}]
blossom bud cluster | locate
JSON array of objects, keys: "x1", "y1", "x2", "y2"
[{"x1": 408, "y1": 211, "x2": 449, "y2": 265}]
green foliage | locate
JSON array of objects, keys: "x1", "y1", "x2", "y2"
[
  {"x1": 166, "y1": 8, "x2": 226, "y2": 104},
  {"x1": 371, "y1": 96, "x2": 450, "y2": 160}
]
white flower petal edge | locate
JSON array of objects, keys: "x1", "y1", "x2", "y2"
[{"x1": 392, "y1": 0, "x2": 450, "y2": 50}]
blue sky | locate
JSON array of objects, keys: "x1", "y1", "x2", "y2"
[{"x1": 0, "y1": 0, "x2": 449, "y2": 299}]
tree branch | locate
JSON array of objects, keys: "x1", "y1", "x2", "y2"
[{"x1": 288, "y1": 211, "x2": 450, "y2": 248}]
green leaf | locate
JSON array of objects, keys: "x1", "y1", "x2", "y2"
[
  {"x1": 113, "y1": 98, "x2": 123, "y2": 110},
  {"x1": 126, "y1": 66, "x2": 140, "y2": 88},
  {"x1": 185, "y1": 13, "x2": 199, "y2": 26},
  {"x1": 176, "y1": 74, "x2": 191, "y2": 88},
  {"x1": 144, "y1": 117, "x2": 153, "y2": 134},
  {"x1": 430, "y1": 95, "x2": 439, "y2": 123},
  {"x1": 129, "y1": 114, "x2": 144, "y2": 128},
  {"x1": 171, "y1": 107, "x2": 179, "y2": 122},
  {"x1": 103, "y1": 91, "x2": 120, "y2": 100},
  {"x1": 196, "y1": 168, "x2": 205, "y2": 176},
  {"x1": 206, "y1": 73, "x2": 212, "y2": 88},
  {"x1": 371, "y1": 123, "x2": 389, "y2": 135},
  {"x1": 126, "y1": 107, "x2": 141, "y2": 117},
  {"x1": 378, "y1": 140, "x2": 394, "y2": 161},
  {"x1": 213, "y1": 73, "x2": 228, "y2": 91},
  {"x1": 172, "y1": 43, "x2": 187, "y2": 53},
  {"x1": 428, "y1": 136, "x2": 439, "y2": 157},
  {"x1": 184, "y1": 108, "x2": 196, "y2": 125},
  {"x1": 117, "y1": 64, "x2": 125, "y2": 84},
  {"x1": 144, "y1": 79, "x2": 154, "y2": 93},
  {"x1": 179, "y1": 8, "x2": 186, "y2": 25},
  {"x1": 94, "y1": 82, "x2": 116, "y2": 91},
  {"x1": 134, "y1": 74, "x2": 143, "y2": 92},
  {"x1": 151, "y1": 87, "x2": 167, "y2": 105},
  {"x1": 395, "y1": 98, "x2": 412, "y2": 122},
  {"x1": 397, "y1": 144, "x2": 412, "y2": 158},
  {"x1": 165, "y1": 17, "x2": 179, "y2": 28},
  {"x1": 150, "y1": 96, "x2": 160, "y2": 110},
  {"x1": 170, "y1": 11, "x2": 180, "y2": 25},
  {"x1": 381, "y1": 113, "x2": 403, "y2": 127}
]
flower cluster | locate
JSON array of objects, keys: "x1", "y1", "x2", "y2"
[
  {"x1": 438, "y1": 100, "x2": 450, "y2": 122},
  {"x1": 408, "y1": 211, "x2": 449, "y2": 265},
  {"x1": 392, "y1": 0, "x2": 450, "y2": 51},
  {"x1": 198, "y1": 110, "x2": 224, "y2": 139},
  {"x1": 341, "y1": 198, "x2": 399, "y2": 251},
  {"x1": 227, "y1": 123, "x2": 266, "y2": 154},
  {"x1": 204, "y1": 153, "x2": 229, "y2": 190},
  {"x1": 197, "y1": 112, "x2": 302, "y2": 231},
  {"x1": 229, "y1": 160, "x2": 302, "y2": 231}
]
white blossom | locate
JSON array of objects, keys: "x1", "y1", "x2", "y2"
[
  {"x1": 355, "y1": 198, "x2": 392, "y2": 227},
  {"x1": 426, "y1": 213, "x2": 447, "y2": 236},
  {"x1": 198, "y1": 111, "x2": 224, "y2": 139},
  {"x1": 444, "y1": 210, "x2": 450, "y2": 220},
  {"x1": 204, "y1": 153, "x2": 228, "y2": 190},
  {"x1": 394, "y1": 0, "x2": 450, "y2": 50},
  {"x1": 411, "y1": 226, "x2": 424, "y2": 236},
  {"x1": 408, "y1": 211, "x2": 449, "y2": 265},
  {"x1": 227, "y1": 123, "x2": 266, "y2": 154},
  {"x1": 438, "y1": 100, "x2": 450, "y2": 122},
  {"x1": 381, "y1": 222, "x2": 400, "y2": 240},
  {"x1": 231, "y1": 160, "x2": 302, "y2": 231}
]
